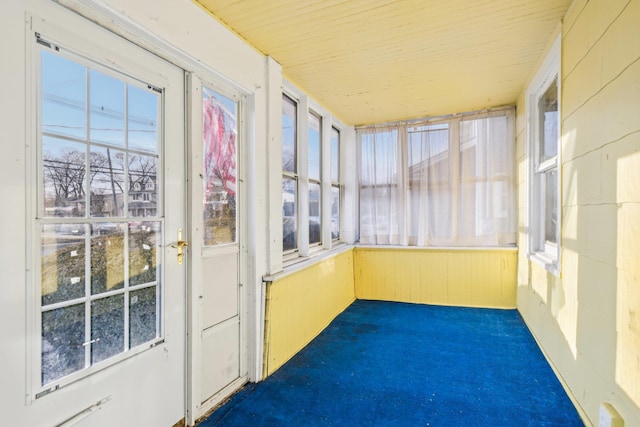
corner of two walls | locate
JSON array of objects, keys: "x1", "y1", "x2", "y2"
[
  {"x1": 354, "y1": 247, "x2": 517, "y2": 309},
  {"x1": 516, "y1": 0, "x2": 640, "y2": 425},
  {"x1": 263, "y1": 246, "x2": 518, "y2": 377},
  {"x1": 262, "y1": 248, "x2": 356, "y2": 377}
]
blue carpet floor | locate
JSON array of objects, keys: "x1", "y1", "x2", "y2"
[{"x1": 200, "y1": 300, "x2": 584, "y2": 426}]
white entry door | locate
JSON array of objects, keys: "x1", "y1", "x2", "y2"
[
  {"x1": 187, "y1": 77, "x2": 247, "y2": 424},
  {"x1": 28, "y1": 11, "x2": 186, "y2": 427}
]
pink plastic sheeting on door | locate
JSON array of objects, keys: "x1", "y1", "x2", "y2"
[{"x1": 203, "y1": 96, "x2": 236, "y2": 197}]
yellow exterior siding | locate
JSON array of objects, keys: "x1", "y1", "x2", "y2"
[
  {"x1": 354, "y1": 247, "x2": 517, "y2": 309},
  {"x1": 517, "y1": 0, "x2": 640, "y2": 425},
  {"x1": 263, "y1": 249, "x2": 356, "y2": 376}
]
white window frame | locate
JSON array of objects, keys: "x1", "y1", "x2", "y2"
[
  {"x1": 282, "y1": 92, "x2": 300, "y2": 259},
  {"x1": 308, "y1": 110, "x2": 323, "y2": 249},
  {"x1": 330, "y1": 126, "x2": 342, "y2": 242},
  {"x1": 282, "y1": 81, "x2": 344, "y2": 264},
  {"x1": 526, "y1": 34, "x2": 561, "y2": 275}
]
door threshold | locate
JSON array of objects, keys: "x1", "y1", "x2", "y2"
[{"x1": 194, "y1": 375, "x2": 248, "y2": 425}]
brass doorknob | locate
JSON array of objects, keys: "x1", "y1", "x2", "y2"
[
  {"x1": 172, "y1": 240, "x2": 189, "y2": 249},
  {"x1": 170, "y1": 229, "x2": 189, "y2": 264}
]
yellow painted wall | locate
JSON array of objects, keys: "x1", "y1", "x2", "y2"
[
  {"x1": 516, "y1": 0, "x2": 640, "y2": 425},
  {"x1": 264, "y1": 246, "x2": 517, "y2": 377},
  {"x1": 263, "y1": 249, "x2": 355, "y2": 376},
  {"x1": 354, "y1": 247, "x2": 517, "y2": 309}
]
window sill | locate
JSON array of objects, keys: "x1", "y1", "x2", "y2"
[
  {"x1": 264, "y1": 243, "x2": 352, "y2": 282},
  {"x1": 355, "y1": 244, "x2": 517, "y2": 252},
  {"x1": 529, "y1": 252, "x2": 560, "y2": 277}
]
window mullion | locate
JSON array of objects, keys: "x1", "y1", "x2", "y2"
[
  {"x1": 84, "y1": 226, "x2": 91, "y2": 368},
  {"x1": 83, "y1": 68, "x2": 92, "y2": 369},
  {"x1": 397, "y1": 124, "x2": 408, "y2": 245},
  {"x1": 298, "y1": 97, "x2": 309, "y2": 256},
  {"x1": 321, "y1": 117, "x2": 332, "y2": 248},
  {"x1": 450, "y1": 119, "x2": 461, "y2": 240}
]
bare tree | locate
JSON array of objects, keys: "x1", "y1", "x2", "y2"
[{"x1": 43, "y1": 148, "x2": 86, "y2": 209}]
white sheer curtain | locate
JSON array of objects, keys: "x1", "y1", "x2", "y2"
[
  {"x1": 359, "y1": 108, "x2": 516, "y2": 247},
  {"x1": 359, "y1": 127, "x2": 405, "y2": 245}
]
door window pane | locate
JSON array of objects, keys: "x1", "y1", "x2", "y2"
[
  {"x1": 282, "y1": 178, "x2": 297, "y2": 252},
  {"x1": 91, "y1": 295, "x2": 125, "y2": 364},
  {"x1": 90, "y1": 147, "x2": 125, "y2": 217},
  {"x1": 202, "y1": 87, "x2": 238, "y2": 246},
  {"x1": 130, "y1": 287, "x2": 158, "y2": 348},
  {"x1": 89, "y1": 69, "x2": 125, "y2": 146},
  {"x1": 42, "y1": 304, "x2": 85, "y2": 385},
  {"x1": 128, "y1": 85, "x2": 159, "y2": 152},
  {"x1": 42, "y1": 51, "x2": 86, "y2": 139},
  {"x1": 41, "y1": 224, "x2": 86, "y2": 305},
  {"x1": 128, "y1": 154, "x2": 158, "y2": 218},
  {"x1": 129, "y1": 221, "x2": 160, "y2": 286},
  {"x1": 91, "y1": 222, "x2": 125, "y2": 294},
  {"x1": 43, "y1": 138, "x2": 86, "y2": 218}
]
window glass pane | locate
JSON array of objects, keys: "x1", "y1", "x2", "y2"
[
  {"x1": 42, "y1": 304, "x2": 85, "y2": 385},
  {"x1": 331, "y1": 185, "x2": 340, "y2": 240},
  {"x1": 91, "y1": 295, "x2": 124, "y2": 364},
  {"x1": 408, "y1": 124, "x2": 448, "y2": 167},
  {"x1": 359, "y1": 129, "x2": 400, "y2": 241},
  {"x1": 457, "y1": 116, "x2": 510, "y2": 238},
  {"x1": 91, "y1": 222, "x2": 125, "y2": 295},
  {"x1": 282, "y1": 177, "x2": 297, "y2": 251},
  {"x1": 130, "y1": 286, "x2": 158, "y2": 348},
  {"x1": 89, "y1": 69, "x2": 125, "y2": 146},
  {"x1": 282, "y1": 95, "x2": 296, "y2": 173},
  {"x1": 308, "y1": 113, "x2": 321, "y2": 181},
  {"x1": 128, "y1": 221, "x2": 160, "y2": 286},
  {"x1": 360, "y1": 130, "x2": 398, "y2": 186},
  {"x1": 90, "y1": 147, "x2": 125, "y2": 217},
  {"x1": 128, "y1": 85, "x2": 159, "y2": 152},
  {"x1": 41, "y1": 51, "x2": 86, "y2": 139},
  {"x1": 309, "y1": 182, "x2": 321, "y2": 245},
  {"x1": 538, "y1": 79, "x2": 558, "y2": 164},
  {"x1": 202, "y1": 87, "x2": 238, "y2": 246},
  {"x1": 426, "y1": 186, "x2": 453, "y2": 239},
  {"x1": 544, "y1": 169, "x2": 557, "y2": 244},
  {"x1": 331, "y1": 128, "x2": 340, "y2": 183},
  {"x1": 43, "y1": 137, "x2": 86, "y2": 218},
  {"x1": 408, "y1": 125, "x2": 449, "y2": 186},
  {"x1": 459, "y1": 116, "x2": 508, "y2": 178},
  {"x1": 457, "y1": 180, "x2": 477, "y2": 235},
  {"x1": 360, "y1": 111, "x2": 516, "y2": 247},
  {"x1": 128, "y1": 154, "x2": 158, "y2": 217},
  {"x1": 41, "y1": 224, "x2": 86, "y2": 305}
]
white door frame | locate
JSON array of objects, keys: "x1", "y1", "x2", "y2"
[{"x1": 186, "y1": 73, "x2": 250, "y2": 425}]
